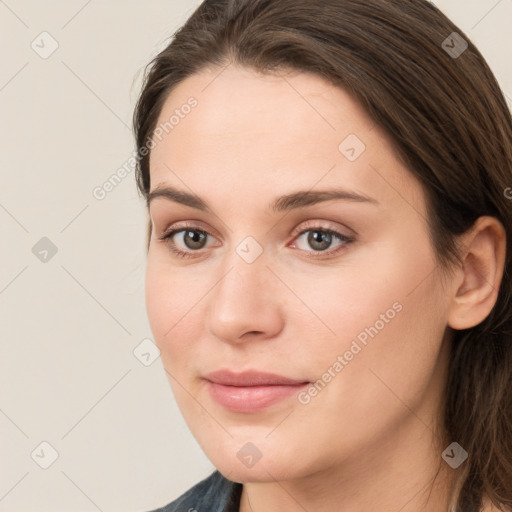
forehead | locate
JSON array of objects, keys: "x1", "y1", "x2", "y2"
[{"x1": 148, "y1": 65, "x2": 426, "y2": 217}]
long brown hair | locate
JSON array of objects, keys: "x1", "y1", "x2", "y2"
[{"x1": 132, "y1": 1, "x2": 512, "y2": 510}]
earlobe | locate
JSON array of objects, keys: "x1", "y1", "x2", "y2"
[{"x1": 447, "y1": 216, "x2": 507, "y2": 331}]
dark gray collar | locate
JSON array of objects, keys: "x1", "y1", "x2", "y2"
[{"x1": 148, "y1": 470, "x2": 242, "y2": 512}]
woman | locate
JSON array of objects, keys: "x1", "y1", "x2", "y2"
[{"x1": 133, "y1": 0, "x2": 512, "y2": 510}]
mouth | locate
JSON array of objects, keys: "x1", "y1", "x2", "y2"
[{"x1": 203, "y1": 369, "x2": 310, "y2": 413}]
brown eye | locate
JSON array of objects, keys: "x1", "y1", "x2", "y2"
[
  {"x1": 293, "y1": 228, "x2": 352, "y2": 255},
  {"x1": 180, "y1": 229, "x2": 208, "y2": 250},
  {"x1": 306, "y1": 230, "x2": 334, "y2": 251},
  {"x1": 160, "y1": 227, "x2": 213, "y2": 258}
]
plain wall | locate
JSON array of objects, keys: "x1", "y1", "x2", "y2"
[{"x1": 1, "y1": 1, "x2": 510, "y2": 510}]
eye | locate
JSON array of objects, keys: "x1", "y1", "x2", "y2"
[
  {"x1": 158, "y1": 223, "x2": 216, "y2": 259},
  {"x1": 157, "y1": 221, "x2": 355, "y2": 259},
  {"x1": 290, "y1": 226, "x2": 354, "y2": 257}
]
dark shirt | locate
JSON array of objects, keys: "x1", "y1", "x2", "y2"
[{"x1": 147, "y1": 470, "x2": 243, "y2": 512}]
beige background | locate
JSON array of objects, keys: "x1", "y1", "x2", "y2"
[{"x1": 0, "y1": 1, "x2": 511, "y2": 510}]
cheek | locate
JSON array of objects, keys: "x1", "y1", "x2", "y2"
[
  {"x1": 145, "y1": 255, "x2": 199, "y2": 363},
  {"x1": 304, "y1": 244, "x2": 448, "y2": 416},
  {"x1": 287, "y1": 255, "x2": 416, "y2": 352},
  {"x1": 145, "y1": 259, "x2": 171, "y2": 341},
  {"x1": 296, "y1": 235, "x2": 446, "y2": 377}
]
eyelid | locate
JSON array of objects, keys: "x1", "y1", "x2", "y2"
[
  {"x1": 160, "y1": 220, "x2": 220, "y2": 240},
  {"x1": 289, "y1": 219, "x2": 354, "y2": 238}
]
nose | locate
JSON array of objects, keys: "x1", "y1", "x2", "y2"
[{"x1": 206, "y1": 253, "x2": 285, "y2": 344}]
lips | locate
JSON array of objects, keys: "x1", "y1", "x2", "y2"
[
  {"x1": 203, "y1": 370, "x2": 309, "y2": 413},
  {"x1": 204, "y1": 369, "x2": 308, "y2": 386}
]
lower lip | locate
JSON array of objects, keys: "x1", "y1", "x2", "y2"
[{"x1": 205, "y1": 381, "x2": 309, "y2": 413}]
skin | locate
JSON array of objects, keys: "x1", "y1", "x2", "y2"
[{"x1": 145, "y1": 64, "x2": 506, "y2": 511}]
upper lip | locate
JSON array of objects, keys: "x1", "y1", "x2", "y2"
[{"x1": 204, "y1": 370, "x2": 309, "y2": 387}]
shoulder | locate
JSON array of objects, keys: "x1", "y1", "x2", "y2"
[{"x1": 146, "y1": 470, "x2": 243, "y2": 512}]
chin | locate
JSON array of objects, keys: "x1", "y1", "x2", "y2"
[
  {"x1": 202, "y1": 438, "x2": 314, "y2": 484},
  {"x1": 215, "y1": 462, "x2": 296, "y2": 485}
]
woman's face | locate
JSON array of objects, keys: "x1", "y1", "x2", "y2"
[{"x1": 145, "y1": 65, "x2": 455, "y2": 482}]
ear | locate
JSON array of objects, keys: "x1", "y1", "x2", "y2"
[{"x1": 447, "y1": 216, "x2": 507, "y2": 330}]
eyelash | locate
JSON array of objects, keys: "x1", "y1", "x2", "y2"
[{"x1": 158, "y1": 221, "x2": 355, "y2": 260}]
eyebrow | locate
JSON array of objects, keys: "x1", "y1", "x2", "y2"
[{"x1": 147, "y1": 185, "x2": 379, "y2": 213}]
